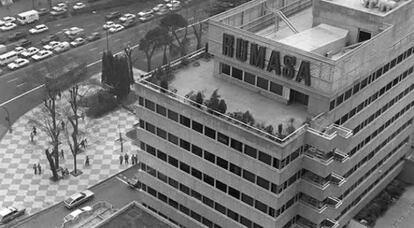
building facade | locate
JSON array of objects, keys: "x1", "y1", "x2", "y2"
[{"x1": 130, "y1": 0, "x2": 414, "y2": 227}]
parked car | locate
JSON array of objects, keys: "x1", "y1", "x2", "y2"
[
  {"x1": 63, "y1": 206, "x2": 92, "y2": 223},
  {"x1": 43, "y1": 41, "x2": 61, "y2": 50},
  {"x1": 156, "y1": 8, "x2": 170, "y2": 16},
  {"x1": 29, "y1": 24, "x2": 48, "y2": 34},
  {"x1": 56, "y1": 3, "x2": 67, "y2": 9},
  {"x1": 38, "y1": 8, "x2": 49, "y2": 16},
  {"x1": 50, "y1": 8, "x2": 67, "y2": 16},
  {"x1": 7, "y1": 58, "x2": 29, "y2": 70},
  {"x1": 122, "y1": 19, "x2": 136, "y2": 28},
  {"x1": 0, "y1": 23, "x2": 17, "y2": 31},
  {"x1": 41, "y1": 34, "x2": 60, "y2": 45},
  {"x1": 53, "y1": 41, "x2": 70, "y2": 53},
  {"x1": 0, "y1": 20, "x2": 4, "y2": 26},
  {"x1": 70, "y1": 37, "x2": 86, "y2": 47},
  {"x1": 153, "y1": 3, "x2": 166, "y2": 11},
  {"x1": 20, "y1": 47, "x2": 39, "y2": 58},
  {"x1": 64, "y1": 190, "x2": 94, "y2": 209},
  {"x1": 137, "y1": 10, "x2": 153, "y2": 18},
  {"x1": 73, "y1": 2, "x2": 86, "y2": 10},
  {"x1": 119, "y1": 13, "x2": 135, "y2": 23},
  {"x1": 86, "y1": 32, "x2": 101, "y2": 41},
  {"x1": 8, "y1": 32, "x2": 27, "y2": 42},
  {"x1": 17, "y1": 39, "x2": 32, "y2": 48},
  {"x1": 31, "y1": 49, "x2": 53, "y2": 61},
  {"x1": 108, "y1": 24, "x2": 124, "y2": 33},
  {"x1": 14, "y1": 46, "x2": 26, "y2": 55},
  {"x1": 102, "y1": 21, "x2": 115, "y2": 30},
  {"x1": 2, "y1": 16, "x2": 16, "y2": 24},
  {"x1": 0, "y1": 206, "x2": 25, "y2": 224},
  {"x1": 105, "y1": 11, "x2": 121, "y2": 21},
  {"x1": 64, "y1": 27, "x2": 84, "y2": 37},
  {"x1": 139, "y1": 14, "x2": 154, "y2": 22}
]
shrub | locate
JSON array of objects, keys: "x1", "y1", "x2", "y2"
[{"x1": 85, "y1": 90, "x2": 118, "y2": 118}]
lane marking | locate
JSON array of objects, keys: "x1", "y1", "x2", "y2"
[
  {"x1": 7, "y1": 78, "x2": 19, "y2": 83},
  {"x1": 115, "y1": 176, "x2": 129, "y2": 185},
  {"x1": 89, "y1": 47, "x2": 98, "y2": 52},
  {"x1": 16, "y1": 82, "x2": 25, "y2": 87},
  {"x1": 114, "y1": 38, "x2": 121, "y2": 43}
]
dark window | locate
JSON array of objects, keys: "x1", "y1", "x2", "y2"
[
  {"x1": 256, "y1": 176, "x2": 270, "y2": 190},
  {"x1": 329, "y1": 100, "x2": 335, "y2": 111},
  {"x1": 156, "y1": 128, "x2": 167, "y2": 139},
  {"x1": 230, "y1": 138, "x2": 243, "y2": 152},
  {"x1": 205, "y1": 126, "x2": 216, "y2": 139},
  {"x1": 390, "y1": 58, "x2": 396, "y2": 68},
  {"x1": 217, "y1": 132, "x2": 229, "y2": 145},
  {"x1": 258, "y1": 151, "x2": 272, "y2": 165},
  {"x1": 147, "y1": 186, "x2": 157, "y2": 197},
  {"x1": 180, "y1": 162, "x2": 190, "y2": 173},
  {"x1": 273, "y1": 158, "x2": 280, "y2": 169},
  {"x1": 229, "y1": 163, "x2": 242, "y2": 176},
  {"x1": 191, "y1": 168, "x2": 202, "y2": 180},
  {"x1": 179, "y1": 205, "x2": 190, "y2": 215},
  {"x1": 168, "y1": 133, "x2": 179, "y2": 145},
  {"x1": 158, "y1": 192, "x2": 168, "y2": 203},
  {"x1": 167, "y1": 110, "x2": 179, "y2": 122},
  {"x1": 203, "y1": 196, "x2": 214, "y2": 208},
  {"x1": 180, "y1": 139, "x2": 191, "y2": 151},
  {"x1": 138, "y1": 97, "x2": 144, "y2": 106},
  {"x1": 145, "y1": 122, "x2": 155, "y2": 133},
  {"x1": 156, "y1": 104, "x2": 166, "y2": 116},
  {"x1": 147, "y1": 145, "x2": 156, "y2": 156},
  {"x1": 228, "y1": 186, "x2": 241, "y2": 199},
  {"x1": 216, "y1": 180, "x2": 227, "y2": 192},
  {"x1": 168, "y1": 156, "x2": 178, "y2": 167},
  {"x1": 168, "y1": 178, "x2": 179, "y2": 188},
  {"x1": 383, "y1": 63, "x2": 390, "y2": 74},
  {"x1": 192, "y1": 120, "x2": 203, "y2": 133},
  {"x1": 215, "y1": 202, "x2": 226, "y2": 215},
  {"x1": 180, "y1": 115, "x2": 191, "y2": 128},
  {"x1": 344, "y1": 88, "x2": 352, "y2": 100},
  {"x1": 191, "y1": 189, "x2": 202, "y2": 200},
  {"x1": 145, "y1": 99, "x2": 155, "y2": 111},
  {"x1": 376, "y1": 68, "x2": 383, "y2": 79},
  {"x1": 336, "y1": 94, "x2": 344, "y2": 106},
  {"x1": 232, "y1": 67, "x2": 243, "y2": 80},
  {"x1": 241, "y1": 216, "x2": 252, "y2": 227},
  {"x1": 202, "y1": 218, "x2": 213, "y2": 227},
  {"x1": 216, "y1": 157, "x2": 228, "y2": 169},
  {"x1": 221, "y1": 63, "x2": 231, "y2": 75},
  {"x1": 179, "y1": 184, "x2": 190, "y2": 195},
  {"x1": 243, "y1": 170, "x2": 255, "y2": 183},
  {"x1": 169, "y1": 198, "x2": 179, "y2": 209},
  {"x1": 270, "y1": 82, "x2": 283, "y2": 95},
  {"x1": 242, "y1": 193, "x2": 254, "y2": 206},
  {"x1": 227, "y1": 209, "x2": 239, "y2": 222},
  {"x1": 360, "y1": 78, "x2": 368, "y2": 89},
  {"x1": 204, "y1": 150, "x2": 216, "y2": 163},
  {"x1": 397, "y1": 54, "x2": 403, "y2": 63},
  {"x1": 256, "y1": 77, "x2": 269, "y2": 90},
  {"x1": 244, "y1": 72, "x2": 256, "y2": 85},
  {"x1": 190, "y1": 211, "x2": 202, "y2": 222},
  {"x1": 203, "y1": 174, "x2": 215, "y2": 186},
  {"x1": 139, "y1": 119, "x2": 145, "y2": 128},
  {"x1": 255, "y1": 200, "x2": 268, "y2": 214},
  {"x1": 244, "y1": 145, "x2": 257, "y2": 158},
  {"x1": 191, "y1": 145, "x2": 203, "y2": 157},
  {"x1": 157, "y1": 150, "x2": 167, "y2": 161},
  {"x1": 353, "y1": 82, "x2": 360, "y2": 94}
]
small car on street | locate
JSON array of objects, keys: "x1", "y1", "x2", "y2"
[
  {"x1": 7, "y1": 58, "x2": 29, "y2": 70},
  {"x1": 31, "y1": 50, "x2": 53, "y2": 61},
  {"x1": 63, "y1": 206, "x2": 92, "y2": 223},
  {"x1": 14, "y1": 46, "x2": 26, "y2": 55},
  {"x1": 105, "y1": 11, "x2": 121, "y2": 21},
  {"x1": 70, "y1": 37, "x2": 86, "y2": 47},
  {"x1": 2, "y1": 16, "x2": 16, "y2": 24},
  {"x1": 29, "y1": 24, "x2": 48, "y2": 34},
  {"x1": 64, "y1": 190, "x2": 94, "y2": 209},
  {"x1": 41, "y1": 34, "x2": 60, "y2": 45},
  {"x1": 119, "y1": 13, "x2": 136, "y2": 22},
  {"x1": 102, "y1": 21, "x2": 115, "y2": 30},
  {"x1": 43, "y1": 41, "x2": 61, "y2": 50},
  {"x1": 0, "y1": 23, "x2": 17, "y2": 31},
  {"x1": 139, "y1": 14, "x2": 154, "y2": 22},
  {"x1": 20, "y1": 47, "x2": 39, "y2": 58},
  {"x1": 87, "y1": 32, "x2": 101, "y2": 41},
  {"x1": 73, "y1": 2, "x2": 86, "y2": 10},
  {"x1": 108, "y1": 24, "x2": 124, "y2": 33},
  {"x1": 122, "y1": 19, "x2": 136, "y2": 28},
  {"x1": 0, "y1": 206, "x2": 25, "y2": 224},
  {"x1": 53, "y1": 41, "x2": 70, "y2": 53}
]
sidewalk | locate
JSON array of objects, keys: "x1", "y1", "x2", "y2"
[{"x1": 0, "y1": 72, "x2": 142, "y2": 215}]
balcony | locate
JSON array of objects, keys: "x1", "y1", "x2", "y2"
[
  {"x1": 333, "y1": 148, "x2": 348, "y2": 162},
  {"x1": 304, "y1": 146, "x2": 334, "y2": 164},
  {"x1": 324, "y1": 197, "x2": 342, "y2": 209},
  {"x1": 328, "y1": 173, "x2": 345, "y2": 186},
  {"x1": 320, "y1": 218, "x2": 339, "y2": 228}
]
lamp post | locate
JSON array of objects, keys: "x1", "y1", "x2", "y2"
[
  {"x1": 105, "y1": 30, "x2": 109, "y2": 51},
  {"x1": 1, "y1": 106, "x2": 12, "y2": 133}
]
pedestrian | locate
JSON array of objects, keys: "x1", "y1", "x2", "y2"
[
  {"x1": 37, "y1": 163, "x2": 42, "y2": 175},
  {"x1": 124, "y1": 153, "x2": 129, "y2": 165},
  {"x1": 81, "y1": 112, "x2": 85, "y2": 121},
  {"x1": 61, "y1": 149, "x2": 64, "y2": 159},
  {"x1": 32, "y1": 126, "x2": 37, "y2": 136},
  {"x1": 33, "y1": 163, "x2": 37, "y2": 175},
  {"x1": 80, "y1": 139, "x2": 85, "y2": 149},
  {"x1": 131, "y1": 154, "x2": 135, "y2": 165},
  {"x1": 119, "y1": 154, "x2": 123, "y2": 165},
  {"x1": 85, "y1": 156, "x2": 90, "y2": 166},
  {"x1": 58, "y1": 91, "x2": 62, "y2": 99},
  {"x1": 134, "y1": 155, "x2": 138, "y2": 164},
  {"x1": 84, "y1": 138, "x2": 88, "y2": 147},
  {"x1": 30, "y1": 132, "x2": 34, "y2": 142},
  {"x1": 61, "y1": 121, "x2": 65, "y2": 130}
]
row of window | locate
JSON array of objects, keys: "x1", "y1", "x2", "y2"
[
  {"x1": 330, "y1": 45, "x2": 414, "y2": 111},
  {"x1": 348, "y1": 100, "x2": 414, "y2": 157},
  {"x1": 142, "y1": 203, "x2": 186, "y2": 228},
  {"x1": 352, "y1": 84, "x2": 414, "y2": 134},
  {"x1": 139, "y1": 140, "x2": 302, "y2": 220},
  {"x1": 334, "y1": 66, "x2": 413, "y2": 126},
  {"x1": 337, "y1": 157, "x2": 405, "y2": 220},
  {"x1": 139, "y1": 162, "x2": 267, "y2": 228},
  {"x1": 138, "y1": 97, "x2": 302, "y2": 170},
  {"x1": 344, "y1": 121, "x2": 412, "y2": 179},
  {"x1": 340, "y1": 136, "x2": 409, "y2": 201},
  {"x1": 139, "y1": 120, "x2": 303, "y2": 196},
  {"x1": 220, "y1": 63, "x2": 284, "y2": 96}
]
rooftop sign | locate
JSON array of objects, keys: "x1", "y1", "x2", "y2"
[{"x1": 222, "y1": 33, "x2": 311, "y2": 86}]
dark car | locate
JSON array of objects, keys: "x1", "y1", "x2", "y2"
[
  {"x1": 105, "y1": 11, "x2": 121, "y2": 21},
  {"x1": 122, "y1": 19, "x2": 136, "y2": 28},
  {"x1": 38, "y1": 8, "x2": 49, "y2": 16},
  {"x1": 41, "y1": 34, "x2": 60, "y2": 45},
  {"x1": 17, "y1": 39, "x2": 32, "y2": 48},
  {"x1": 86, "y1": 32, "x2": 101, "y2": 42},
  {"x1": 8, "y1": 32, "x2": 27, "y2": 42}
]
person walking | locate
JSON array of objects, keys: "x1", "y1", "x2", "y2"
[
  {"x1": 33, "y1": 163, "x2": 37, "y2": 175},
  {"x1": 119, "y1": 154, "x2": 123, "y2": 165},
  {"x1": 124, "y1": 153, "x2": 129, "y2": 165},
  {"x1": 37, "y1": 163, "x2": 42, "y2": 175},
  {"x1": 32, "y1": 126, "x2": 37, "y2": 136},
  {"x1": 61, "y1": 149, "x2": 64, "y2": 159},
  {"x1": 61, "y1": 121, "x2": 65, "y2": 130},
  {"x1": 85, "y1": 156, "x2": 90, "y2": 166},
  {"x1": 30, "y1": 132, "x2": 34, "y2": 142}
]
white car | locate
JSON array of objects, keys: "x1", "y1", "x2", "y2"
[
  {"x1": 56, "y1": 3, "x2": 67, "y2": 9},
  {"x1": 153, "y1": 4, "x2": 166, "y2": 11},
  {"x1": 64, "y1": 27, "x2": 84, "y2": 36},
  {"x1": 31, "y1": 50, "x2": 53, "y2": 61},
  {"x1": 108, "y1": 24, "x2": 124, "y2": 33},
  {"x1": 43, "y1": 41, "x2": 61, "y2": 50},
  {"x1": 63, "y1": 206, "x2": 92, "y2": 223},
  {"x1": 53, "y1": 41, "x2": 70, "y2": 53},
  {"x1": 14, "y1": 47, "x2": 26, "y2": 55},
  {"x1": 137, "y1": 10, "x2": 154, "y2": 17},
  {"x1": 102, "y1": 21, "x2": 115, "y2": 30},
  {"x1": 29, "y1": 24, "x2": 48, "y2": 34},
  {"x1": 0, "y1": 20, "x2": 4, "y2": 26},
  {"x1": 0, "y1": 23, "x2": 17, "y2": 31},
  {"x1": 7, "y1": 58, "x2": 29, "y2": 70},
  {"x1": 0, "y1": 206, "x2": 25, "y2": 224},
  {"x1": 119, "y1": 13, "x2": 136, "y2": 22},
  {"x1": 70, "y1": 37, "x2": 86, "y2": 47},
  {"x1": 64, "y1": 190, "x2": 94, "y2": 209},
  {"x1": 20, "y1": 47, "x2": 39, "y2": 58},
  {"x1": 2, "y1": 16, "x2": 16, "y2": 24},
  {"x1": 73, "y1": 2, "x2": 86, "y2": 10}
]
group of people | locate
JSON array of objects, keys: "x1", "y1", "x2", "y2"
[
  {"x1": 33, "y1": 163, "x2": 42, "y2": 175},
  {"x1": 119, "y1": 153, "x2": 138, "y2": 165}
]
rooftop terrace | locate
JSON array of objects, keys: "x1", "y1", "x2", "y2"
[
  {"x1": 324, "y1": 0, "x2": 412, "y2": 16},
  {"x1": 168, "y1": 58, "x2": 309, "y2": 130}
]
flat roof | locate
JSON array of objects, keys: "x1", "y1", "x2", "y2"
[
  {"x1": 323, "y1": 0, "x2": 411, "y2": 16},
  {"x1": 254, "y1": 7, "x2": 313, "y2": 41},
  {"x1": 169, "y1": 59, "x2": 309, "y2": 130}
]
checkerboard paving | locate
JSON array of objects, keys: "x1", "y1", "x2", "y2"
[{"x1": 0, "y1": 81, "x2": 140, "y2": 215}]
